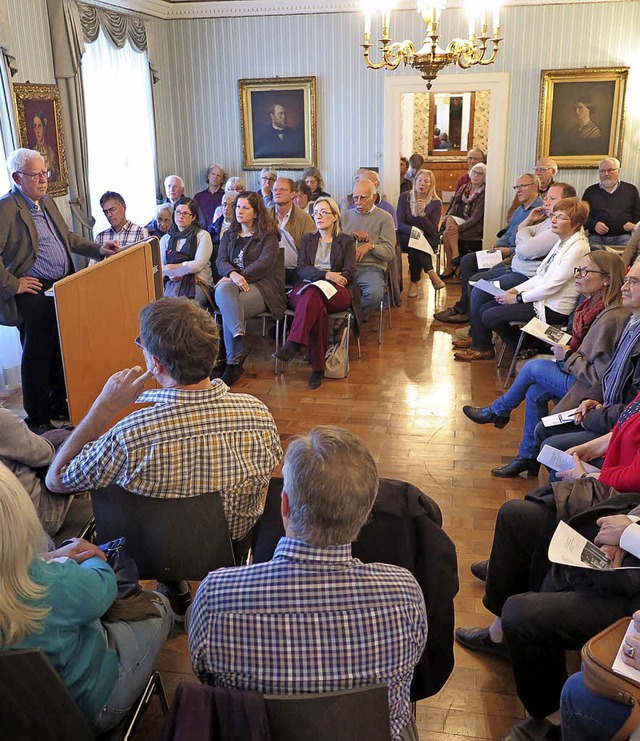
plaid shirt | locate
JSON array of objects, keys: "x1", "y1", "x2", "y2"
[
  {"x1": 95, "y1": 221, "x2": 149, "y2": 249},
  {"x1": 60, "y1": 383, "x2": 282, "y2": 539},
  {"x1": 189, "y1": 538, "x2": 427, "y2": 740}
]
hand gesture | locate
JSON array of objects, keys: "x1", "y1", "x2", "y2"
[
  {"x1": 574, "y1": 399, "x2": 602, "y2": 425},
  {"x1": 96, "y1": 366, "x2": 152, "y2": 416},
  {"x1": 100, "y1": 240, "x2": 120, "y2": 257},
  {"x1": 45, "y1": 538, "x2": 106, "y2": 563},
  {"x1": 594, "y1": 515, "x2": 634, "y2": 548}
]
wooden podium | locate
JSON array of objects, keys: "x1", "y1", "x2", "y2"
[{"x1": 53, "y1": 240, "x2": 162, "y2": 426}]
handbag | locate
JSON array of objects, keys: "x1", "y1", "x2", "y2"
[
  {"x1": 582, "y1": 618, "x2": 640, "y2": 741},
  {"x1": 325, "y1": 327, "x2": 349, "y2": 379}
]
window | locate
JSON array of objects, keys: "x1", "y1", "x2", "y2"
[{"x1": 81, "y1": 29, "x2": 157, "y2": 237}]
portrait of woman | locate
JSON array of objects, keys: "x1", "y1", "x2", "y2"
[{"x1": 29, "y1": 110, "x2": 59, "y2": 182}]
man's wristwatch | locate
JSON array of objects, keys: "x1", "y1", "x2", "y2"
[{"x1": 516, "y1": 293, "x2": 523, "y2": 303}]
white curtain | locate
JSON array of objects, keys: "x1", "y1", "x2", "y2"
[{"x1": 81, "y1": 29, "x2": 157, "y2": 235}]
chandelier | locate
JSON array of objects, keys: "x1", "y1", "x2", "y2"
[{"x1": 361, "y1": 1, "x2": 503, "y2": 89}]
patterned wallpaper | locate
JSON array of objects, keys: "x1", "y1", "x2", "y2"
[{"x1": 474, "y1": 90, "x2": 490, "y2": 153}]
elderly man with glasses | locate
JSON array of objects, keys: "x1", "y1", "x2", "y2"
[
  {"x1": 0, "y1": 148, "x2": 118, "y2": 433},
  {"x1": 582, "y1": 157, "x2": 640, "y2": 252}
]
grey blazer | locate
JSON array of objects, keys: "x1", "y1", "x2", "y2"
[{"x1": 0, "y1": 186, "x2": 101, "y2": 326}]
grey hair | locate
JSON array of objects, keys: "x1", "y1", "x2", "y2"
[
  {"x1": 225, "y1": 176, "x2": 245, "y2": 191},
  {"x1": 155, "y1": 203, "x2": 173, "y2": 219},
  {"x1": 260, "y1": 167, "x2": 277, "y2": 179},
  {"x1": 164, "y1": 174, "x2": 184, "y2": 187},
  {"x1": 7, "y1": 148, "x2": 43, "y2": 176},
  {"x1": 221, "y1": 190, "x2": 239, "y2": 205},
  {"x1": 282, "y1": 426, "x2": 378, "y2": 547},
  {"x1": 600, "y1": 157, "x2": 621, "y2": 170},
  {"x1": 521, "y1": 172, "x2": 541, "y2": 190}
]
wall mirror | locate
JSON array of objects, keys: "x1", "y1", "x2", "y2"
[{"x1": 429, "y1": 92, "x2": 475, "y2": 156}]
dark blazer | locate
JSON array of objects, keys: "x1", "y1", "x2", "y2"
[
  {"x1": 296, "y1": 231, "x2": 363, "y2": 330},
  {"x1": 217, "y1": 230, "x2": 285, "y2": 320},
  {"x1": 0, "y1": 186, "x2": 101, "y2": 326}
]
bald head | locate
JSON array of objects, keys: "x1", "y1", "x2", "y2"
[{"x1": 353, "y1": 179, "x2": 377, "y2": 214}]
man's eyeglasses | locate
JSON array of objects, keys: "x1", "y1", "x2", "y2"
[
  {"x1": 599, "y1": 168, "x2": 620, "y2": 175},
  {"x1": 134, "y1": 336, "x2": 145, "y2": 350},
  {"x1": 573, "y1": 267, "x2": 607, "y2": 278},
  {"x1": 261, "y1": 176, "x2": 276, "y2": 182},
  {"x1": 18, "y1": 170, "x2": 51, "y2": 180},
  {"x1": 513, "y1": 182, "x2": 536, "y2": 190}
]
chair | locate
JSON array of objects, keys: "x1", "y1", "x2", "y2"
[
  {"x1": 264, "y1": 684, "x2": 391, "y2": 741},
  {"x1": 90, "y1": 485, "x2": 235, "y2": 581},
  {"x1": 0, "y1": 648, "x2": 168, "y2": 741},
  {"x1": 53, "y1": 493, "x2": 96, "y2": 546},
  {"x1": 281, "y1": 307, "x2": 362, "y2": 367},
  {"x1": 376, "y1": 270, "x2": 393, "y2": 345}
]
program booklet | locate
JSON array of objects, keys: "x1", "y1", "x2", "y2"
[
  {"x1": 521, "y1": 317, "x2": 571, "y2": 346},
  {"x1": 537, "y1": 444, "x2": 600, "y2": 474},
  {"x1": 408, "y1": 227, "x2": 435, "y2": 256},
  {"x1": 475, "y1": 250, "x2": 503, "y2": 269}
]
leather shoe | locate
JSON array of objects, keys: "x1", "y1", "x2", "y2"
[
  {"x1": 221, "y1": 362, "x2": 245, "y2": 387},
  {"x1": 455, "y1": 626, "x2": 510, "y2": 661},
  {"x1": 500, "y1": 717, "x2": 559, "y2": 741},
  {"x1": 434, "y1": 307, "x2": 470, "y2": 324},
  {"x1": 273, "y1": 341, "x2": 299, "y2": 362},
  {"x1": 470, "y1": 560, "x2": 488, "y2": 582},
  {"x1": 308, "y1": 371, "x2": 324, "y2": 389},
  {"x1": 463, "y1": 405, "x2": 510, "y2": 429},
  {"x1": 451, "y1": 337, "x2": 472, "y2": 349},
  {"x1": 454, "y1": 348, "x2": 494, "y2": 362},
  {"x1": 491, "y1": 456, "x2": 540, "y2": 478}
]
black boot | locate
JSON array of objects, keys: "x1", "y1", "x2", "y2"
[
  {"x1": 491, "y1": 457, "x2": 540, "y2": 478},
  {"x1": 463, "y1": 405, "x2": 510, "y2": 429},
  {"x1": 273, "y1": 341, "x2": 300, "y2": 362},
  {"x1": 221, "y1": 358, "x2": 246, "y2": 387}
]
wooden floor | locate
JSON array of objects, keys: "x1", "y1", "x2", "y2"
[{"x1": 4, "y1": 261, "x2": 537, "y2": 740}]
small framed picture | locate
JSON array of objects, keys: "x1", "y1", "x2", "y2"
[
  {"x1": 537, "y1": 67, "x2": 628, "y2": 169},
  {"x1": 13, "y1": 82, "x2": 69, "y2": 197},
  {"x1": 239, "y1": 76, "x2": 317, "y2": 170}
]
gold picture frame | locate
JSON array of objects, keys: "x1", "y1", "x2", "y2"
[
  {"x1": 239, "y1": 76, "x2": 317, "y2": 170},
  {"x1": 537, "y1": 67, "x2": 628, "y2": 169},
  {"x1": 13, "y1": 83, "x2": 69, "y2": 197}
]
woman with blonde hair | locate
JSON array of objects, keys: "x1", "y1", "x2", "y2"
[
  {"x1": 397, "y1": 168, "x2": 443, "y2": 295},
  {"x1": 274, "y1": 197, "x2": 360, "y2": 389},
  {"x1": 0, "y1": 464, "x2": 172, "y2": 733}
]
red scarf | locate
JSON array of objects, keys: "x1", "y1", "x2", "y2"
[{"x1": 570, "y1": 290, "x2": 606, "y2": 351}]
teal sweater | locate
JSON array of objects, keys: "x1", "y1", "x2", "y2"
[{"x1": 8, "y1": 555, "x2": 118, "y2": 721}]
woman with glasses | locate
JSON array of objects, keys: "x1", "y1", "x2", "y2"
[
  {"x1": 215, "y1": 191, "x2": 284, "y2": 386},
  {"x1": 161, "y1": 198, "x2": 213, "y2": 304},
  {"x1": 462, "y1": 249, "x2": 627, "y2": 478},
  {"x1": 397, "y1": 168, "x2": 444, "y2": 295},
  {"x1": 455, "y1": 198, "x2": 592, "y2": 363},
  {"x1": 274, "y1": 197, "x2": 359, "y2": 389}
]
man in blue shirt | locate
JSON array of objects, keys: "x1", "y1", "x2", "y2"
[
  {"x1": 435, "y1": 173, "x2": 543, "y2": 324},
  {"x1": 189, "y1": 426, "x2": 427, "y2": 741}
]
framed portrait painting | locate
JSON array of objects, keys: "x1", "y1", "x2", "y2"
[
  {"x1": 13, "y1": 83, "x2": 69, "y2": 197},
  {"x1": 537, "y1": 67, "x2": 628, "y2": 169},
  {"x1": 239, "y1": 77, "x2": 317, "y2": 170}
]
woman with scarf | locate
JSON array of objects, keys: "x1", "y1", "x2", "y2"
[
  {"x1": 160, "y1": 197, "x2": 213, "y2": 305},
  {"x1": 397, "y1": 168, "x2": 443, "y2": 295},
  {"x1": 215, "y1": 191, "x2": 284, "y2": 386},
  {"x1": 462, "y1": 249, "x2": 627, "y2": 477},
  {"x1": 440, "y1": 162, "x2": 486, "y2": 279}
]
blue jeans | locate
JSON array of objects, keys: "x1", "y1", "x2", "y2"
[
  {"x1": 356, "y1": 264, "x2": 386, "y2": 320},
  {"x1": 453, "y1": 252, "x2": 481, "y2": 315},
  {"x1": 588, "y1": 233, "x2": 630, "y2": 251},
  {"x1": 470, "y1": 269, "x2": 528, "y2": 350},
  {"x1": 561, "y1": 670, "x2": 632, "y2": 741},
  {"x1": 91, "y1": 592, "x2": 173, "y2": 734},
  {"x1": 490, "y1": 359, "x2": 576, "y2": 458}
]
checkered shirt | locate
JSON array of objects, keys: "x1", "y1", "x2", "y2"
[
  {"x1": 60, "y1": 382, "x2": 282, "y2": 540},
  {"x1": 189, "y1": 538, "x2": 427, "y2": 740},
  {"x1": 95, "y1": 221, "x2": 149, "y2": 249}
]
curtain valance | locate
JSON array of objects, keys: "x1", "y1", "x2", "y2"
[{"x1": 77, "y1": 2, "x2": 147, "y2": 52}]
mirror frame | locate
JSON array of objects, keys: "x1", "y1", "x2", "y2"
[{"x1": 428, "y1": 91, "x2": 476, "y2": 159}]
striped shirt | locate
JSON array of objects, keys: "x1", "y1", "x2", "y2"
[
  {"x1": 95, "y1": 221, "x2": 149, "y2": 249},
  {"x1": 24, "y1": 200, "x2": 70, "y2": 280},
  {"x1": 60, "y1": 382, "x2": 282, "y2": 539},
  {"x1": 189, "y1": 538, "x2": 427, "y2": 740}
]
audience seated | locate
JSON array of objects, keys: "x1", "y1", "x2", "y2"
[
  {"x1": 400, "y1": 156, "x2": 411, "y2": 194},
  {"x1": 293, "y1": 178, "x2": 314, "y2": 215},
  {"x1": 45, "y1": 297, "x2": 282, "y2": 617},
  {"x1": 0, "y1": 408, "x2": 73, "y2": 536},
  {"x1": 342, "y1": 179, "x2": 396, "y2": 321},
  {"x1": 397, "y1": 168, "x2": 443, "y2": 294},
  {"x1": 268, "y1": 177, "x2": 315, "y2": 286},
  {"x1": 440, "y1": 162, "x2": 486, "y2": 278},
  {"x1": 273, "y1": 197, "x2": 361, "y2": 389},
  {"x1": 302, "y1": 166, "x2": 330, "y2": 202},
  {"x1": 95, "y1": 191, "x2": 148, "y2": 250},
  {"x1": 435, "y1": 172, "x2": 543, "y2": 325},
  {"x1": 583, "y1": 157, "x2": 640, "y2": 252},
  {"x1": 210, "y1": 176, "x2": 246, "y2": 224},
  {"x1": 462, "y1": 251, "x2": 627, "y2": 477},
  {"x1": 161, "y1": 197, "x2": 213, "y2": 304},
  {"x1": 454, "y1": 196, "x2": 590, "y2": 362},
  {"x1": 214, "y1": 190, "x2": 285, "y2": 386},
  {"x1": 193, "y1": 164, "x2": 225, "y2": 229},
  {"x1": 454, "y1": 147, "x2": 485, "y2": 192},
  {"x1": 163, "y1": 175, "x2": 187, "y2": 208},
  {"x1": 188, "y1": 426, "x2": 427, "y2": 741},
  {"x1": 456, "y1": 391, "x2": 640, "y2": 740},
  {"x1": 208, "y1": 190, "x2": 237, "y2": 284},
  {"x1": 561, "y1": 611, "x2": 640, "y2": 740},
  {"x1": 259, "y1": 168, "x2": 277, "y2": 208},
  {"x1": 0, "y1": 464, "x2": 172, "y2": 734},
  {"x1": 405, "y1": 152, "x2": 424, "y2": 184},
  {"x1": 534, "y1": 260, "x2": 640, "y2": 468},
  {"x1": 146, "y1": 203, "x2": 173, "y2": 240},
  {"x1": 341, "y1": 167, "x2": 368, "y2": 211}
]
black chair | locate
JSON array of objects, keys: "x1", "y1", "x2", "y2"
[
  {"x1": 264, "y1": 684, "x2": 391, "y2": 741},
  {"x1": 0, "y1": 648, "x2": 167, "y2": 741},
  {"x1": 53, "y1": 493, "x2": 95, "y2": 546},
  {"x1": 90, "y1": 485, "x2": 236, "y2": 581}
]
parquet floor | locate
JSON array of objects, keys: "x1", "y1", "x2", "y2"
[{"x1": 4, "y1": 260, "x2": 538, "y2": 739}]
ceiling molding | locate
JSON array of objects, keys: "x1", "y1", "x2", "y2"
[{"x1": 88, "y1": 0, "x2": 629, "y2": 21}]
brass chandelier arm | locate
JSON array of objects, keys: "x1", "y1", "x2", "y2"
[{"x1": 362, "y1": 38, "x2": 415, "y2": 71}]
